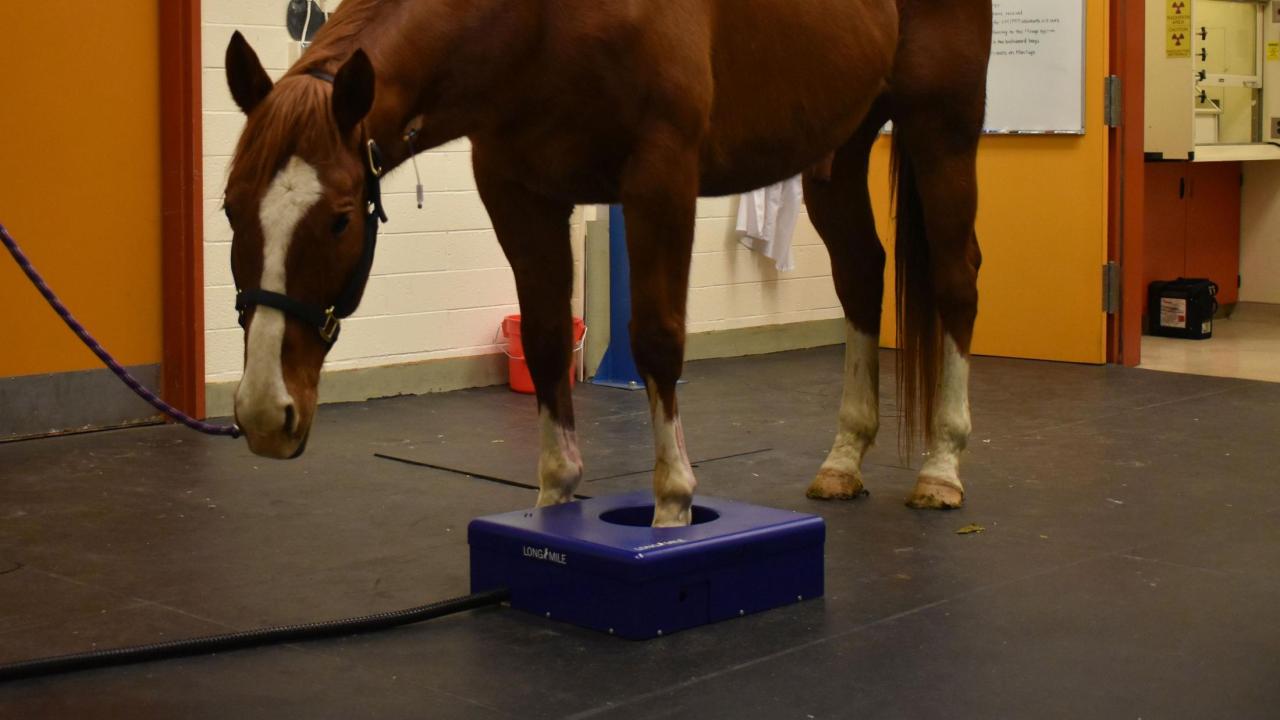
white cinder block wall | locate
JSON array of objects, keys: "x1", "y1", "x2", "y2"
[
  {"x1": 1241, "y1": 161, "x2": 1280, "y2": 305},
  {"x1": 202, "y1": 0, "x2": 841, "y2": 397},
  {"x1": 689, "y1": 197, "x2": 842, "y2": 334}
]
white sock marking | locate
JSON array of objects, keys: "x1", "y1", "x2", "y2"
[
  {"x1": 234, "y1": 157, "x2": 323, "y2": 432},
  {"x1": 820, "y1": 323, "x2": 880, "y2": 478},
  {"x1": 647, "y1": 384, "x2": 696, "y2": 527},
  {"x1": 535, "y1": 408, "x2": 583, "y2": 506},
  {"x1": 919, "y1": 334, "x2": 971, "y2": 484}
]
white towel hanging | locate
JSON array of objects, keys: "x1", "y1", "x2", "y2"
[{"x1": 736, "y1": 176, "x2": 802, "y2": 272}]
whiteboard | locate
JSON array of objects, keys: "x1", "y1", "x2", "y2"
[{"x1": 985, "y1": 0, "x2": 1086, "y2": 134}]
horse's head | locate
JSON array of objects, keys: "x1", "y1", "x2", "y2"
[{"x1": 223, "y1": 32, "x2": 380, "y2": 459}]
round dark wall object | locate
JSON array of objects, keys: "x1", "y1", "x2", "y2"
[{"x1": 286, "y1": 0, "x2": 327, "y2": 42}]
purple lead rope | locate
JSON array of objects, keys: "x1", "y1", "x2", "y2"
[{"x1": 1, "y1": 223, "x2": 240, "y2": 438}]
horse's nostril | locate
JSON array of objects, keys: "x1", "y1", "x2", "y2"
[{"x1": 283, "y1": 404, "x2": 296, "y2": 435}]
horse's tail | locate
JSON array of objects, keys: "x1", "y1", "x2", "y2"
[{"x1": 890, "y1": 132, "x2": 940, "y2": 457}]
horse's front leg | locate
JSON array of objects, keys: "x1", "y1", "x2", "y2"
[
  {"x1": 621, "y1": 130, "x2": 701, "y2": 528},
  {"x1": 474, "y1": 150, "x2": 582, "y2": 506}
]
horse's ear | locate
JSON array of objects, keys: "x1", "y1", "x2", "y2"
[
  {"x1": 226, "y1": 31, "x2": 273, "y2": 115},
  {"x1": 333, "y1": 49, "x2": 376, "y2": 137}
]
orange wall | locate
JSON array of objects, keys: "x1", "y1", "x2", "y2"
[
  {"x1": 872, "y1": 0, "x2": 1109, "y2": 365},
  {"x1": 0, "y1": 4, "x2": 163, "y2": 378}
]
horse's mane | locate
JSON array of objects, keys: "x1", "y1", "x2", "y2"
[
  {"x1": 229, "y1": 0, "x2": 400, "y2": 194},
  {"x1": 229, "y1": 77, "x2": 338, "y2": 195},
  {"x1": 296, "y1": 0, "x2": 396, "y2": 72}
]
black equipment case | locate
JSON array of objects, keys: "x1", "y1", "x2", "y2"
[{"x1": 1147, "y1": 278, "x2": 1219, "y2": 340}]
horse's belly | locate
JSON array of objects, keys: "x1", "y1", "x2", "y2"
[
  {"x1": 476, "y1": 127, "x2": 631, "y2": 205},
  {"x1": 697, "y1": 0, "x2": 897, "y2": 194},
  {"x1": 479, "y1": 0, "x2": 897, "y2": 201}
]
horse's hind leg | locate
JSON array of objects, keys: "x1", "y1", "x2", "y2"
[
  {"x1": 803, "y1": 101, "x2": 891, "y2": 501},
  {"x1": 876, "y1": 0, "x2": 989, "y2": 509},
  {"x1": 892, "y1": 81, "x2": 986, "y2": 507},
  {"x1": 621, "y1": 128, "x2": 702, "y2": 528},
  {"x1": 895, "y1": 122, "x2": 981, "y2": 509},
  {"x1": 474, "y1": 150, "x2": 582, "y2": 506},
  {"x1": 901, "y1": 127, "x2": 977, "y2": 509}
]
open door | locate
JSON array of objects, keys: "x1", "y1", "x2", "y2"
[
  {"x1": 0, "y1": 3, "x2": 202, "y2": 439},
  {"x1": 1109, "y1": 0, "x2": 1148, "y2": 365},
  {"x1": 871, "y1": 0, "x2": 1112, "y2": 364}
]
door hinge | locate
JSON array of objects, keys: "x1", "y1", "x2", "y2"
[
  {"x1": 1103, "y1": 261, "x2": 1121, "y2": 315},
  {"x1": 1104, "y1": 75, "x2": 1122, "y2": 128}
]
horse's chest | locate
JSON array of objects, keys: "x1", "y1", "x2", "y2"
[{"x1": 476, "y1": 126, "x2": 632, "y2": 205}]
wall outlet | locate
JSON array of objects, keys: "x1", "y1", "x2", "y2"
[{"x1": 1273, "y1": 117, "x2": 1280, "y2": 140}]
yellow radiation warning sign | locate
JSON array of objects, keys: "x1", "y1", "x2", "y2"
[
  {"x1": 1267, "y1": 42, "x2": 1280, "y2": 62},
  {"x1": 1167, "y1": 0, "x2": 1191, "y2": 59}
]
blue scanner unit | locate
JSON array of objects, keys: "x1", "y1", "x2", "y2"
[{"x1": 469, "y1": 491, "x2": 825, "y2": 640}]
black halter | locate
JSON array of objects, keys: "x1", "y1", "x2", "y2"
[{"x1": 234, "y1": 69, "x2": 389, "y2": 347}]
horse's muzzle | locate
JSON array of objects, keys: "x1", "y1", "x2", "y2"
[{"x1": 235, "y1": 401, "x2": 313, "y2": 459}]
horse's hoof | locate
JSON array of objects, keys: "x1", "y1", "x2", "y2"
[
  {"x1": 651, "y1": 495, "x2": 693, "y2": 527},
  {"x1": 534, "y1": 489, "x2": 576, "y2": 508},
  {"x1": 905, "y1": 476, "x2": 964, "y2": 509},
  {"x1": 806, "y1": 467, "x2": 867, "y2": 501},
  {"x1": 652, "y1": 517, "x2": 691, "y2": 528},
  {"x1": 651, "y1": 509, "x2": 692, "y2": 528}
]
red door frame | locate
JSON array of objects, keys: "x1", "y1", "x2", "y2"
[
  {"x1": 1108, "y1": 0, "x2": 1146, "y2": 366},
  {"x1": 159, "y1": 0, "x2": 206, "y2": 418}
]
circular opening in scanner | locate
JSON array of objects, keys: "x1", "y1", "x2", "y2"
[{"x1": 599, "y1": 505, "x2": 721, "y2": 527}]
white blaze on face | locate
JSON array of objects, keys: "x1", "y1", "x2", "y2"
[
  {"x1": 919, "y1": 334, "x2": 972, "y2": 483},
  {"x1": 234, "y1": 157, "x2": 323, "y2": 432}
]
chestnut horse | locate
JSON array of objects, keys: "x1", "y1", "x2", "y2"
[{"x1": 223, "y1": 0, "x2": 991, "y2": 526}]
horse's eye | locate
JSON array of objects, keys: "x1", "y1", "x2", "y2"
[{"x1": 332, "y1": 214, "x2": 351, "y2": 235}]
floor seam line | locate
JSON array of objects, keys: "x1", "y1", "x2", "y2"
[
  {"x1": 18, "y1": 566, "x2": 169, "y2": 612},
  {"x1": 1118, "y1": 552, "x2": 1245, "y2": 577},
  {"x1": 1004, "y1": 387, "x2": 1239, "y2": 440}
]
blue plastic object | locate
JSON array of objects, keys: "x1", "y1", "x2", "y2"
[
  {"x1": 468, "y1": 491, "x2": 825, "y2": 639},
  {"x1": 591, "y1": 206, "x2": 645, "y2": 390}
]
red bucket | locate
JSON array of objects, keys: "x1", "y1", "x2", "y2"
[{"x1": 500, "y1": 315, "x2": 587, "y2": 394}]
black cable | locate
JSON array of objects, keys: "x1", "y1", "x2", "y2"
[
  {"x1": 373, "y1": 453, "x2": 594, "y2": 500},
  {"x1": 0, "y1": 588, "x2": 510, "y2": 683}
]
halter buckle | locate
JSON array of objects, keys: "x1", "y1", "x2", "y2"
[
  {"x1": 365, "y1": 139, "x2": 384, "y2": 178},
  {"x1": 319, "y1": 307, "x2": 341, "y2": 344}
]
